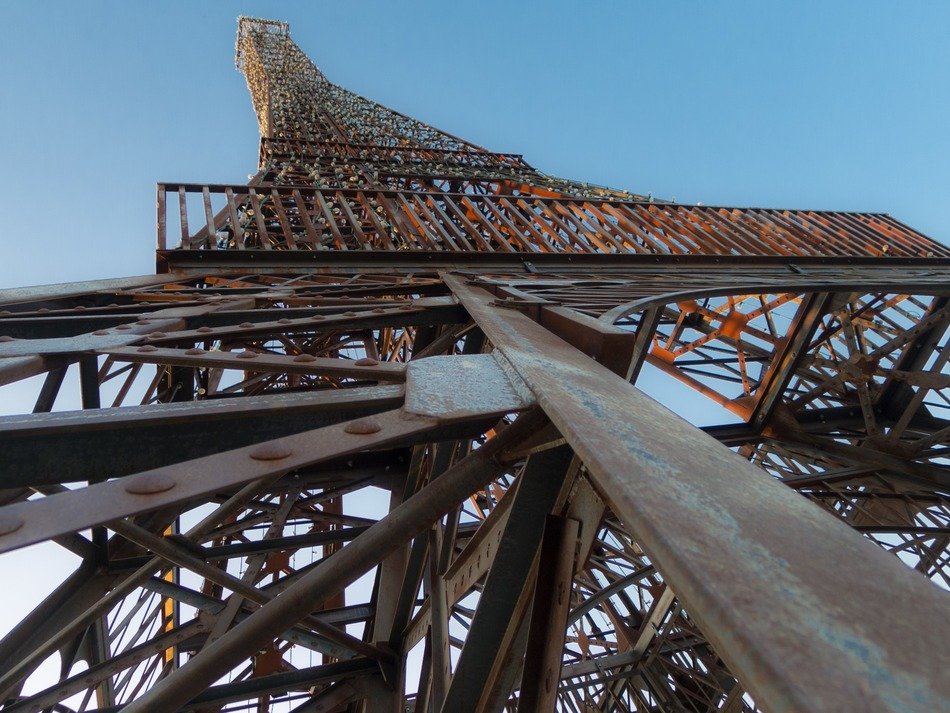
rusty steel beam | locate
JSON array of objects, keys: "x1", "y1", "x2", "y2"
[
  {"x1": 157, "y1": 247, "x2": 950, "y2": 274},
  {"x1": 444, "y1": 273, "x2": 950, "y2": 712},
  {"x1": 518, "y1": 515, "x2": 581, "y2": 712},
  {"x1": 0, "y1": 386, "x2": 405, "y2": 486},
  {"x1": 0, "y1": 365, "x2": 531, "y2": 555},
  {"x1": 120, "y1": 409, "x2": 548, "y2": 711},
  {"x1": 440, "y1": 446, "x2": 574, "y2": 712},
  {"x1": 156, "y1": 182, "x2": 950, "y2": 257},
  {"x1": 0, "y1": 274, "x2": 173, "y2": 308},
  {"x1": 1, "y1": 15, "x2": 948, "y2": 713}
]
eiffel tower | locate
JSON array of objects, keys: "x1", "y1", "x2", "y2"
[{"x1": 0, "y1": 16, "x2": 947, "y2": 713}]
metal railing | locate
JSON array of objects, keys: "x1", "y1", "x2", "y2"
[{"x1": 157, "y1": 182, "x2": 948, "y2": 258}]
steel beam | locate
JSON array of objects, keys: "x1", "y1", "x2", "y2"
[
  {"x1": 120, "y1": 409, "x2": 547, "y2": 712},
  {"x1": 440, "y1": 445, "x2": 574, "y2": 713},
  {"x1": 2, "y1": 15, "x2": 949, "y2": 712},
  {"x1": 444, "y1": 273, "x2": 950, "y2": 713},
  {"x1": 518, "y1": 515, "x2": 580, "y2": 712},
  {"x1": 0, "y1": 385, "x2": 404, "y2": 486}
]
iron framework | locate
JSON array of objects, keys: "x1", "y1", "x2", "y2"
[{"x1": 0, "y1": 16, "x2": 947, "y2": 713}]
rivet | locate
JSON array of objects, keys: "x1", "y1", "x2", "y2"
[
  {"x1": 115, "y1": 324, "x2": 132, "y2": 331},
  {"x1": 249, "y1": 441, "x2": 293, "y2": 460},
  {"x1": 311, "y1": 315, "x2": 325, "y2": 320},
  {"x1": 0, "y1": 514, "x2": 24, "y2": 536},
  {"x1": 38, "y1": 307, "x2": 50, "y2": 313},
  {"x1": 239, "y1": 322, "x2": 255, "y2": 328},
  {"x1": 197, "y1": 326, "x2": 213, "y2": 333},
  {"x1": 293, "y1": 354, "x2": 317, "y2": 362},
  {"x1": 237, "y1": 351, "x2": 257, "y2": 359},
  {"x1": 137, "y1": 318, "x2": 151, "y2": 325},
  {"x1": 372, "y1": 308, "x2": 386, "y2": 313},
  {"x1": 148, "y1": 332, "x2": 167, "y2": 339},
  {"x1": 400, "y1": 304, "x2": 415, "y2": 311},
  {"x1": 344, "y1": 418, "x2": 382, "y2": 435},
  {"x1": 184, "y1": 348, "x2": 205, "y2": 355},
  {"x1": 137, "y1": 345, "x2": 158, "y2": 353},
  {"x1": 75, "y1": 306, "x2": 86, "y2": 311},
  {"x1": 343, "y1": 311, "x2": 357, "y2": 317},
  {"x1": 354, "y1": 357, "x2": 379, "y2": 366},
  {"x1": 108, "y1": 303, "x2": 119, "y2": 307},
  {"x1": 124, "y1": 473, "x2": 177, "y2": 495},
  {"x1": 278, "y1": 318, "x2": 292, "y2": 324},
  {"x1": 0, "y1": 336, "x2": 15, "y2": 342},
  {"x1": 92, "y1": 330, "x2": 109, "y2": 336}
]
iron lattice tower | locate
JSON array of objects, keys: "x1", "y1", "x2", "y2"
[{"x1": 0, "y1": 16, "x2": 947, "y2": 713}]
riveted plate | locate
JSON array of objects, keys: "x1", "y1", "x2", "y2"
[{"x1": 404, "y1": 353, "x2": 535, "y2": 420}]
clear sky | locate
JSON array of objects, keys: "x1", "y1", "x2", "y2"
[{"x1": 1, "y1": 1, "x2": 949, "y2": 289}]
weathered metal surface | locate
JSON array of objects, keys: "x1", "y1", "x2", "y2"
[
  {"x1": 0, "y1": 385, "x2": 405, "y2": 485},
  {"x1": 159, "y1": 246, "x2": 950, "y2": 274},
  {"x1": 120, "y1": 409, "x2": 547, "y2": 711},
  {"x1": 101, "y1": 344, "x2": 408, "y2": 381},
  {"x1": 0, "y1": 274, "x2": 172, "y2": 307},
  {"x1": 0, "y1": 14, "x2": 947, "y2": 713},
  {"x1": 0, "y1": 409, "x2": 436, "y2": 555},
  {"x1": 519, "y1": 515, "x2": 581, "y2": 712},
  {"x1": 158, "y1": 182, "x2": 950, "y2": 257},
  {"x1": 445, "y1": 273, "x2": 950, "y2": 712},
  {"x1": 404, "y1": 353, "x2": 535, "y2": 419},
  {"x1": 441, "y1": 446, "x2": 573, "y2": 713},
  {"x1": 0, "y1": 333, "x2": 137, "y2": 357}
]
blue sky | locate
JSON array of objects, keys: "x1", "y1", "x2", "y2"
[{"x1": 1, "y1": 0, "x2": 948, "y2": 288}]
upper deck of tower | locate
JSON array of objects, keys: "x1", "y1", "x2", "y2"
[{"x1": 154, "y1": 17, "x2": 950, "y2": 259}]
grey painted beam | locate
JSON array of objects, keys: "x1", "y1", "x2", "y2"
[{"x1": 0, "y1": 386, "x2": 404, "y2": 486}]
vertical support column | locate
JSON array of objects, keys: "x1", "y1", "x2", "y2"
[
  {"x1": 158, "y1": 365, "x2": 195, "y2": 403},
  {"x1": 78, "y1": 356, "x2": 100, "y2": 410},
  {"x1": 79, "y1": 354, "x2": 114, "y2": 702},
  {"x1": 440, "y1": 445, "x2": 573, "y2": 713},
  {"x1": 365, "y1": 480, "x2": 409, "y2": 713},
  {"x1": 518, "y1": 515, "x2": 579, "y2": 712},
  {"x1": 78, "y1": 355, "x2": 109, "y2": 565},
  {"x1": 427, "y1": 527, "x2": 450, "y2": 710}
]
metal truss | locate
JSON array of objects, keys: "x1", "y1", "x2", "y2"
[{"x1": 0, "y1": 15, "x2": 946, "y2": 713}]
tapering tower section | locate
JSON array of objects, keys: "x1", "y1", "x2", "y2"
[
  {"x1": 0, "y1": 16, "x2": 947, "y2": 713},
  {"x1": 235, "y1": 17, "x2": 641, "y2": 202}
]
